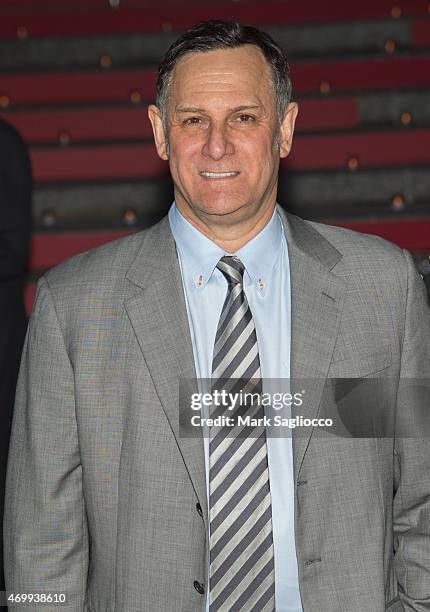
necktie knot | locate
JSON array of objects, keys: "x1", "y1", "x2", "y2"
[{"x1": 216, "y1": 255, "x2": 245, "y2": 286}]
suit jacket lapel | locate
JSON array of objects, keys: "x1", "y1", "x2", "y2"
[
  {"x1": 278, "y1": 208, "x2": 347, "y2": 482},
  {"x1": 123, "y1": 217, "x2": 208, "y2": 526}
]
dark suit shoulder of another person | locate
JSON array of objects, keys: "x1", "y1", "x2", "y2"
[{"x1": 0, "y1": 118, "x2": 32, "y2": 284}]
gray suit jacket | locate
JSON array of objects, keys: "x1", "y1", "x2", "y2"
[{"x1": 4, "y1": 207, "x2": 430, "y2": 612}]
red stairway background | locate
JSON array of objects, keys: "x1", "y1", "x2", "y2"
[{"x1": 1, "y1": 0, "x2": 429, "y2": 312}]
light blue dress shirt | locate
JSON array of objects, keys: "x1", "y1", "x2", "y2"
[{"x1": 169, "y1": 203, "x2": 303, "y2": 612}]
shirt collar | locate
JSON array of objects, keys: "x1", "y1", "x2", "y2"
[
  {"x1": 169, "y1": 203, "x2": 223, "y2": 289},
  {"x1": 168, "y1": 202, "x2": 284, "y2": 293}
]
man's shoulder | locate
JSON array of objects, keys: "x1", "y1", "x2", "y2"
[
  {"x1": 282, "y1": 212, "x2": 410, "y2": 297},
  {"x1": 44, "y1": 231, "x2": 143, "y2": 289},
  {"x1": 43, "y1": 215, "x2": 170, "y2": 293},
  {"x1": 300, "y1": 216, "x2": 406, "y2": 268},
  {"x1": 307, "y1": 217, "x2": 400, "y2": 252}
]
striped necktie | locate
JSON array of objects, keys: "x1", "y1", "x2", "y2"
[{"x1": 209, "y1": 255, "x2": 275, "y2": 612}]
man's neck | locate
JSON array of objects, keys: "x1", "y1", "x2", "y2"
[{"x1": 175, "y1": 201, "x2": 276, "y2": 253}]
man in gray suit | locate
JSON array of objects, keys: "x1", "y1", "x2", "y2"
[{"x1": 4, "y1": 20, "x2": 430, "y2": 612}]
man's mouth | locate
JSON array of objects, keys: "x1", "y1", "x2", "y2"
[{"x1": 199, "y1": 171, "x2": 239, "y2": 179}]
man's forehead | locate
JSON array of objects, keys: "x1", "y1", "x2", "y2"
[
  {"x1": 168, "y1": 46, "x2": 274, "y2": 108},
  {"x1": 171, "y1": 45, "x2": 272, "y2": 83}
]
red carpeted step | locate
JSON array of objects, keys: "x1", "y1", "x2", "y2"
[
  {"x1": 30, "y1": 229, "x2": 137, "y2": 270},
  {"x1": 0, "y1": 69, "x2": 157, "y2": 105},
  {"x1": 3, "y1": 56, "x2": 430, "y2": 107},
  {"x1": 413, "y1": 19, "x2": 430, "y2": 48},
  {"x1": 296, "y1": 98, "x2": 359, "y2": 131},
  {"x1": 285, "y1": 129, "x2": 430, "y2": 171},
  {"x1": 31, "y1": 142, "x2": 166, "y2": 182},
  {"x1": 1, "y1": 107, "x2": 153, "y2": 144},
  {"x1": 291, "y1": 56, "x2": 430, "y2": 94},
  {"x1": 0, "y1": 0, "x2": 428, "y2": 37},
  {"x1": 335, "y1": 218, "x2": 430, "y2": 251}
]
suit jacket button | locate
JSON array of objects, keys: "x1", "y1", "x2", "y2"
[
  {"x1": 194, "y1": 580, "x2": 205, "y2": 594},
  {"x1": 196, "y1": 502, "x2": 203, "y2": 517}
]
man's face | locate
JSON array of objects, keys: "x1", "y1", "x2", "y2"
[{"x1": 149, "y1": 45, "x2": 298, "y2": 225}]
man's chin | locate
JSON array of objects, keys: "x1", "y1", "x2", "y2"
[{"x1": 191, "y1": 198, "x2": 251, "y2": 219}]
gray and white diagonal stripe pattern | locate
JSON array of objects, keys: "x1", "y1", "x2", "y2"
[{"x1": 209, "y1": 256, "x2": 275, "y2": 612}]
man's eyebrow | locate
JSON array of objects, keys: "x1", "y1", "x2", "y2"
[
  {"x1": 176, "y1": 106, "x2": 205, "y2": 113},
  {"x1": 175, "y1": 105, "x2": 262, "y2": 114},
  {"x1": 230, "y1": 105, "x2": 261, "y2": 112}
]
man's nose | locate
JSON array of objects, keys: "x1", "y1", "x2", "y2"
[{"x1": 202, "y1": 124, "x2": 234, "y2": 160}]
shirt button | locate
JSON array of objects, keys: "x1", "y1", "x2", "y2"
[
  {"x1": 194, "y1": 580, "x2": 205, "y2": 594},
  {"x1": 196, "y1": 502, "x2": 203, "y2": 517}
]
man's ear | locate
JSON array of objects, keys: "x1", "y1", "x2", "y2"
[
  {"x1": 279, "y1": 102, "x2": 299, "y2": 159},
  {"x1": 148, "y1": 105, "x2": 169, "y2": 160}
]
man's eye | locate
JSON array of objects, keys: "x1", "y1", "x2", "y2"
[
  {"x1": 183, "y1": 117, "x2": 202, "y2": 125},
  {"x1": 237, "y1": 114, "x2": 255, "y2": 122}
]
